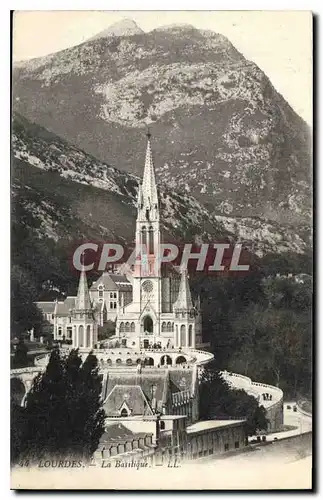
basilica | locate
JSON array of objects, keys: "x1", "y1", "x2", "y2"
[{"x1": 36, "y1": 134, "x2": 203, "y2": 350}]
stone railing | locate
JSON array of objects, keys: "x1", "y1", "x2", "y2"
[
  {"x1": 221, "y1": 371, "x2": 284, "y2": 431},
  {"x1": 296, "y1": 400, "x2": 312, "y2": 418},
  {"x1": 11, "y1": 366, "x2": 44, "y2": 377}
]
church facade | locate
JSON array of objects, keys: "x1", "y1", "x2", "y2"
[
  {"x1": 114, "y1": 134, "x2": 202, "y2": 350},
  {"x1": 36, "y1": 134, "x2": 202, "y2": 350}
]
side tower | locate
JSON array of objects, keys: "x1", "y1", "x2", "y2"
[
  {"x1": 70, "y1": 265, "x2": 98, "y2": 349},
  {"x1": 173, "y1": 269, "x2": 196, "y2": 348}
]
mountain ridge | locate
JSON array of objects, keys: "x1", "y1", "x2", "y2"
[
  {"x1": 13, "y1": 22, "x2": 311, "y2": 228},
  {"x1": 12, "y1": 112, "x2": 310, "y2": 257}
]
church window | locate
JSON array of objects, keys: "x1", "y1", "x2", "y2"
[
  {"x1": 167, "y1": 321, "x2": 171, "y2": 332},
  {"x1": 78, "y1": 325, "x2": 84, "y2": 348},
  {"x1": 141, "y1": 226, "x2": 147, "y2": 248},
  {"x1": 142, "y1": 280, "x2": 153, "y2": 294},
  {"x1": 188, "y1": 325, "x2": 193, "y2": 347},
  {"x1": 180, "y1": 325, "x2": 186, "y2": 346},
  {"x1": 130, "y1": 322, "x2": 135, "y2": 332},
  {"x1": 161, "y1": 322, "x2": 166, "y2": 332},
  {"x1": 120, "y1": 322, "x2": 125, "y2": 333},
  {"x1": 125, "y1": 322, "x2": 130, "y2": 332},
  {"x1": 148, "y1": 226, "x2": 154, "y2": 254}
]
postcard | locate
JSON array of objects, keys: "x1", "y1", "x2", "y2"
[{"x1": 11, "y1": 10, "x2": 313, "y2": 490}]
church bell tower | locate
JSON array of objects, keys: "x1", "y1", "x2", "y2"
[{"x1": 132, "y1": 132, "x2": 162, "y2": 332}]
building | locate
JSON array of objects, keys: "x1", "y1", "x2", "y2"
[
  {"x1": 114, "y1": 133, "x2": 202, "y2": 349},
  {"x1": 36, "y1": 133, "x2": 203, "y2": 350},
  {"x1": 101, "y1": 366, "x2": 199, "y2": 423}
]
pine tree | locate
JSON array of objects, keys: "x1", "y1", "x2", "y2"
[{"x1": 15, "y1": 349, "x2": 106, "y2": 464}]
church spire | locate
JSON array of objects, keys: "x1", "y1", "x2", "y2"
[
  {"x1": 75, "y1": 257, "x2": 92, "y2": 310},
  {"x1": 141, "y1": 131, "x2": 159, "y2": 212},
  {"x1": 173, "y1": 268, "x2": 193, "y2": 311}
]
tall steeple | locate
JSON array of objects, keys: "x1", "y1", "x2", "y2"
[
  {"x1": 137, "y1": 131, "x2": 159, "y2": 221},
  {"x1": 75, "y1": 260, "x2": 92, "y2": 310},
  {"x1": 173, "y1": 268, "x2": 193, "y2": 311}
]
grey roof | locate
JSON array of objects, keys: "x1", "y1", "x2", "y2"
[
  {"x1": 90, "y1": 273, "x2": 131, "y2": 291},
  {"x1": 35, "y1": 302, "x2": 56, "y2": 314},
  {"x1": 54, "y1": 296, "x2": 76, "y2": 316},
  {"x1": 104, "y1": 384, "x2": 153, "y2": 417}
]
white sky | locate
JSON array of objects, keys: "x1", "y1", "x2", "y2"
[{"x1": 13, "y1": 11, "x2": 312, "y2": 124}]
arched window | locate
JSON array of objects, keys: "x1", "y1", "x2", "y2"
[
  {"x1": 121, "y1": 408, "x2": 128, "y2": 417},
  {"x1": 172, "y1": 323, "x2": 174, "y2": 332},
  {"x1": 161, "y1": 355, "x2": 172, "y2": 366},
  {"x1": 141, "y1": 226, "x2": 147, "y2": 248},
  {"x1": 175, "y1": 325, "x2": 178, "y2": 347},
  {"x1": 144, "y1": 357, "x2": 154, "y2": 366},
  {"x1": 120, "y1": 322, "x2": 125, "y2": 333},
  {"x1": 175, "y1": 355, "x2": 186, "y2": 365},
  {"x1": 126, "y1": 359, "x2": 133, "y2": 366},
  {"x1": 160, "y1": 421, "x2": 166, "y2": 430},
  {"x1": 86, "y1": 325, "x2": 91, "y2": 348},
  {"x1": 125, "y1": 322, "x2": 130, "y2": 333},
  {"x1": 116, "y1": 358, "x2": 122, "y2": 365},
  {"x1": 148, "y1": 226, "x2": 154, "y2": 254},
  {"x1": 167, "y1": 321, "x2": 171, "y2": 332},
  {"x1": 107, "y1": 359, "x2": 112, "y2": 365},
  {"x1": 188, "y1": 325, "x2": 193, "y2": 347},
  {"x1": 130, "y1": 322, "x2": 135, "y2": 332},
  {"x1": 78, "y1": 325, "x2": 84, "y2": 347},
  {"x1": 161, "y1": 322, "x2": 166, "y2": 332},
  {"x1": 180, "y1": 325, "x2": 186, "y2": 346}
]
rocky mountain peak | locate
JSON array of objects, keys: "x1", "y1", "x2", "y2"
[{"x1": 88, "y1": 18, "x2": 144, "y2": 41}]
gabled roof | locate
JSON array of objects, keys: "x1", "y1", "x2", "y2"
[
  {"x1": 90, "y1": 272, "x2": 131, "y2": 291},
  {"x1": 104, "y1": 384, "x2": 154, "y2": 417},
  {"x1": 53, "y1": 296, "x2": 76, "y2": 317},
  {"x1": 105, "y1": 371, "x2": 172, "y2": 413}
]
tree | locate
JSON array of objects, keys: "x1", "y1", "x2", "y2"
[
  {"x1": 198, "y1": 364, "x2": 268, "y2": 435},
  {"x1": 12, "y1": 339, "x2": 29, "y2": 368},
  {"x1": 11, "y1": 265, "x2": 44, "y2": 337},
  {"x1": 14, "y1": 349, "x2": 106, "y2": 464}
]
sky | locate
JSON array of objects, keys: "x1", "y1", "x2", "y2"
[{"x1": 12, "y1": 11, "x2": 312, "y2": 124}]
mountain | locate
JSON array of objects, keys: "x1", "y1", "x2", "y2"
[
  {"x1": 13, "y1": 21, "x2": 312, "y2": 228},
  {"x1": 12, "y1": 113, "x2": 310, "y2": 258},
  {"x1": 87, "y1": 19, "x2": 144, "y2": 41}
]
